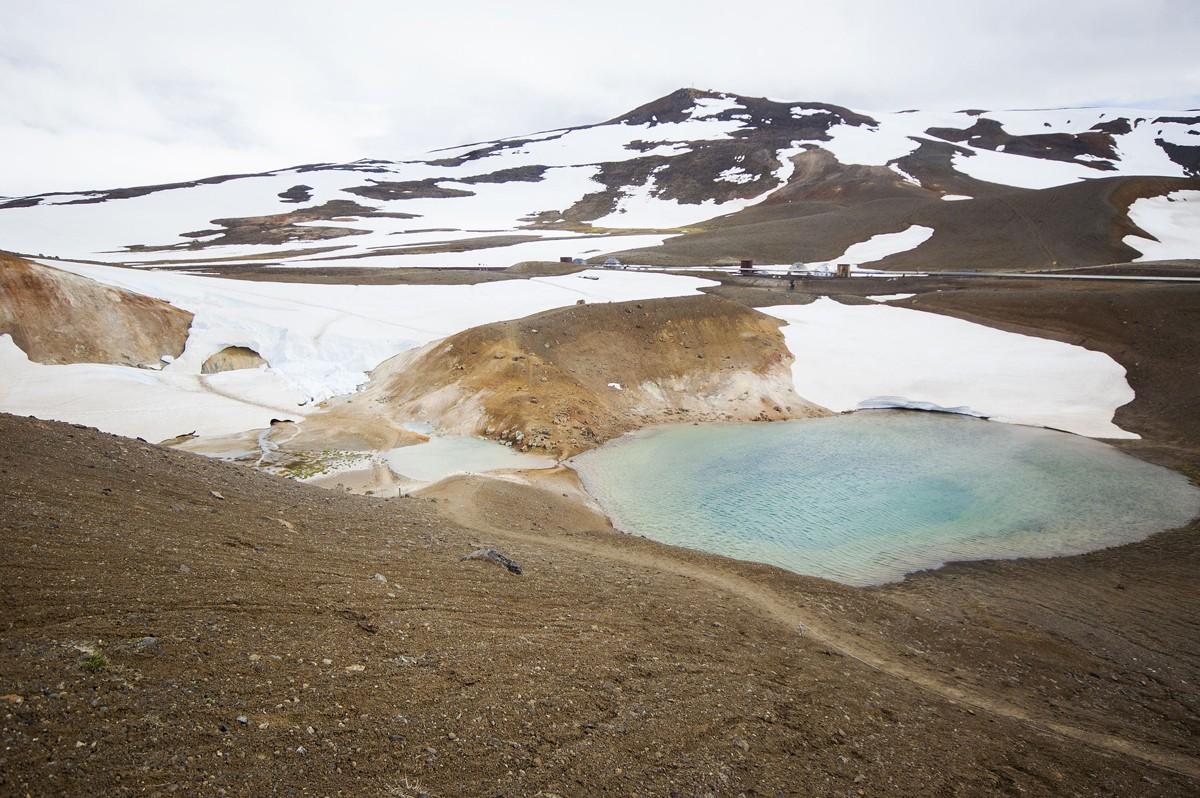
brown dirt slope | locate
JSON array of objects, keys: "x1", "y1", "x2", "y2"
[
  {"x1": 0, "y1": 253, "x2": 192, "y2": 366},
  {"x1": 321, "y1": 294, "x2": 822, "y2": 457},
  {"x1": 3, "y1": 412, "x2": 1199, "y2": 796},
  {"x1": 607, "y1": 166, "x2": 1200, "y2": 272}
]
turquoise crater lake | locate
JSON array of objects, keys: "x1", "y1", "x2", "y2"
[{"x1": 570, "y1": 412, "x2": 1200, "y2": 586}]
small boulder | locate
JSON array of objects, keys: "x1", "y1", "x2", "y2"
[
  {"x1": 133, "y1": 636, "x2": 160, "y2": 654},
  {"x1": 460, "y1": 548, "x2": 523, "y2": 575}
]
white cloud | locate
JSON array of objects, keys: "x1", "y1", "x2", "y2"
[{"x1": 1, "y1": 0, "x2": 1197, "y2": 195}]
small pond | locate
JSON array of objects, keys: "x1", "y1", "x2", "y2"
[{"x1": 570, "y1": 412, "x2": 1200, "y2": 586}]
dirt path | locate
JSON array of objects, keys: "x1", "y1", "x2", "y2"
[{"x1": 433, "y1": 475, "x2": 1200, "y2": 783}]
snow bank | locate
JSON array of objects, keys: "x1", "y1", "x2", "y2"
[
  {"x1": 1123, "y1": 190, "x2": 1200, "y2": 261},
  {"x1": 0, "y1": 334, "x2": 305, "y2": 441},
  {"x1": 761, "y1": 298, "x2": 1136, "y2": 439},
  {"x1": 49, "y1": 262, "x2": 716, "y2": 399},
  {"x1": 1, "y1": 264, "x2": 716, "y2": 442}
]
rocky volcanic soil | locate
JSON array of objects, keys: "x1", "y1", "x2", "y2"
[{"x1": 2, "y1": 413, "x2": 1199, "y2": 797}]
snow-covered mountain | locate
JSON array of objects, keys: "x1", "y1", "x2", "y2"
[{"x1": 2, "y1": 89, "x2": 1198, "y2": 271}]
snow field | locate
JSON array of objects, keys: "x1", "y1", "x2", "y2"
[{"x1": 762, "y1": 298, "x2": 1137, "y2": 439}]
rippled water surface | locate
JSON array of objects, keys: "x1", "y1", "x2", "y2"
[{"x1": 571, "y1": 412, "x2": 1200, "y2": 586}]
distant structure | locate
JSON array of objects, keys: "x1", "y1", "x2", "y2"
[
  {"x1": 792, "y1": 261, "x2": 832, "y2": 277},
  {"x1": 787, "y1": 261, "x2": 852, "y2": 278},
  {"x1": 603, "y1": 257, "x2": 624, "y2": 269}
]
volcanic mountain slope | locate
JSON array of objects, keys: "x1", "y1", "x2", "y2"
[
  {"x1": 310, "y1": 294, "x2": 821, "y2": 458},
  {"x1": 2, "y1": 89, "x2": 1198, "y2": 270},
  {"x1": 0, "y1": 253, "x2": 191, "y2": 366}
]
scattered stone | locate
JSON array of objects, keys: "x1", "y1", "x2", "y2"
[
  {"x1": 345, "y1": 664, "x2": 365, "y2": 673},
  {"x1": 296, "y1": 746, "x2": 307, "y2": 755},
  {"x1": 209, "y1": 490, "x2": 225, "y2": 500},
  {"x1": 733, "y1": 737, "x2": 750, "y2": 752},
  {"x1": 1, "y1": 694, "x2": 23, "y2": 704},
  {"x1": 336, "y1": 608, "x2": 379, "y2": 634},
  {"x1": 178, "y1": 563, "x2": 191, "y2": 573},
  {"x1": 236, "y1": 715, "x2": 249, "y2": 725},
  {"x1": 133, "y1": 636, "x2": 160, "y2": 654},
  {"x1": 373, "y1": 573, "x2": 387, "y2": 583},
  {"x1": 460, "y1": 547, "x2": 523, "y2": 575}
]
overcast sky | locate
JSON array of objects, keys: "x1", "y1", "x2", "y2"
[{"x1": 2, "y1": 0, "x2": 1198, "y2": 195}]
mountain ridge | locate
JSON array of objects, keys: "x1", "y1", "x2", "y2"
[{"x1": 1, "y1": 88, "x2": 1198, "y2": 271}]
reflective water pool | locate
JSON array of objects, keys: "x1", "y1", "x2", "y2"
[{"x1": 571, "y1": 412, "x2": 1200, "y2": 586}]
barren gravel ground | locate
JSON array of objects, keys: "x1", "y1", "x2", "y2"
[
  {"x1": 3, "y1": 275, "x2": 1200, "y2": 796},
  {"x1": 2, "y1": 413, "x2": 1198, "y2": 797}
]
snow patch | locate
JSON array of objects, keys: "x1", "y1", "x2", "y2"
[
  {"x1": 887, "y1": 163, "x2": 921, "y2": 186},
  {"x1": 761, "y1": 298, "x2": 1136, "y2": 439},
  {"x1": 0, "y1": 334, "x2": 305, "y2": 442},
  {"x1": 1123, "y1": 190, "x2": 1200, "y2": 261},
  {"x1": 839, "y1": 225, "x2": 934, "y2": 264},
  {"x1": 715, "y1": 166, "x2": 757, "y2": 184},
  {"x1": 688, "y1": 95, "x2": 742, "y2": 119}
]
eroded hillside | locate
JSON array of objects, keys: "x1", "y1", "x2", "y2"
[
  {"x1": 315, "y1": 294, "x2": 822, "y2": 457},
  {"x1": 0, "y1": 253, "x2": 191, "y2": 366}
]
